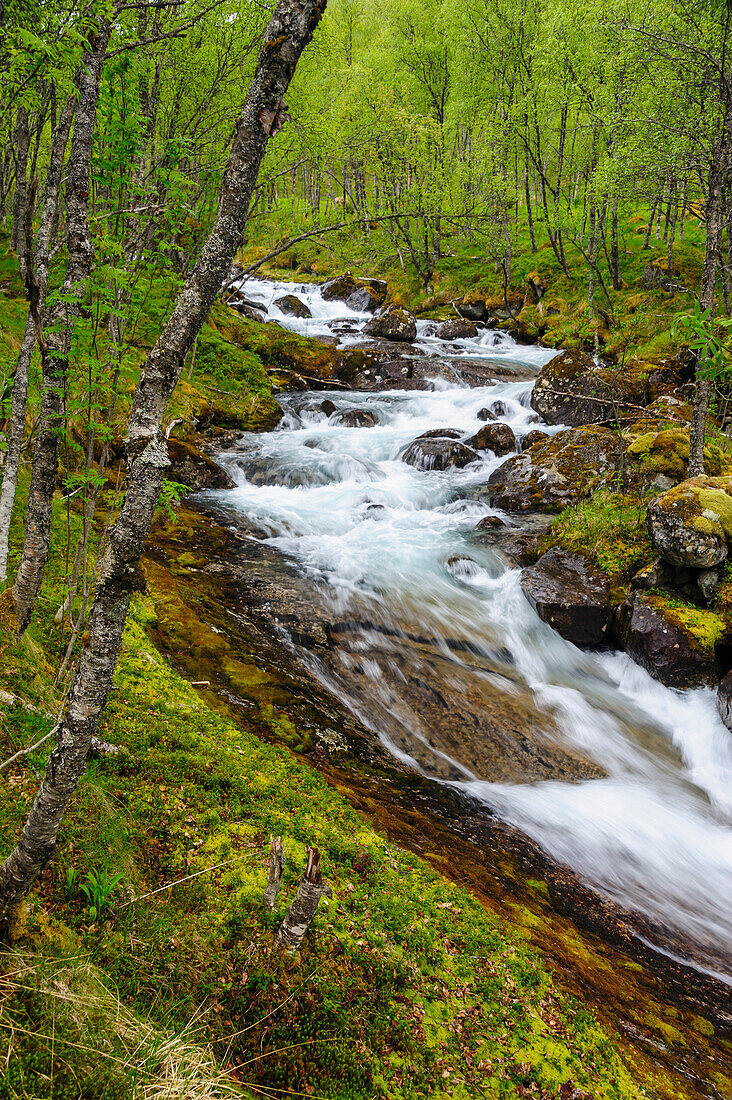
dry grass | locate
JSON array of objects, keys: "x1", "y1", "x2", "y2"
[{"x1": 0, "y1": 950, "x2": 242, "y2": 1099}]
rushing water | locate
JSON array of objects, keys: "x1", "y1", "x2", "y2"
[{"x1": 205, "y1": 277, "x2": 732, "y2": 981}]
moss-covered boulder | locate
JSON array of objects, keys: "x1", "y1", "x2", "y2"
[
  {"x1": 365, "y1": 304, "x2": 417, "y2": 342},
  {"x1": 484, "y1": 425, "x2": 624, "y2": 512},
  {"x1": 166, "y1": 439, "x2": 235, "y2": 491},
  {"x1": 274, "y1": 293, "x2": 312, "y2": 318},
  {"x1": 615, "y1": 592, "x2": 724, "y2": 687},
  {"x1": 646, "y1": 476, "x2": 732, "y2": 568},
  {"x1": 530, "y1": 350, "x2": 654, "y2": 426},
  {"x1": 321, "y1": 273, "x2": 387, "y2": 312}
]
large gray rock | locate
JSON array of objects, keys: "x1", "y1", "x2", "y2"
[
  {"x1": 436, "y1": 319, "x2": 478, "y2": 340},
  {"x1": 646, "y1": 477, "x2": 731, "y2": 568},
  {"x1": 402, "y1": 436, "x2": 480, "y2": 471},
  {"x1": 365, "y1": 304, "x2": 417, "y2": 342},
  {"x1": 530, "y1": 349, "x2": 649, "y2": 426},
  {"x1": 614, "y1": 594, "x2": 718, "y2": 688},
  {"x1": 330, "y1": 408, "x2": 379, "y2": 427},
  {"x1": 521, "y1": 548, "x2": 612, "y2": 647},
  {"x1": 322, "y1": 274, "x2": 388, "y2": 312}
]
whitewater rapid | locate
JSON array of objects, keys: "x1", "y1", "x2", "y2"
[{"x1": 206, "y1": 277, "x2": 732, "y2": 980}]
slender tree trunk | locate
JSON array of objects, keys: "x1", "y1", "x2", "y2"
[
  {"x1": 689, "y1": 121, "x2": 729, "y2": 477},
  {"x1": 9, "y1": 106, "x2": 30, "y2": 260},
  {"x1": 0, "y1": 96, "x2": 75, "y2": 582},
  {"x1": 610, "y1": 198, "x2": 621, "y2": 290},
  {"x1": 523, "y1": 162, "x2": 536, "y2": 251},
  {"x1": 0, "y1": 0, "x2": 328, "y2": 934},
  {"x1": 11, "y1": 27, "x2": 110, "y2": 633},
  {"x1": 643, "y1": 199, "x2": 657, "y2": 250}
]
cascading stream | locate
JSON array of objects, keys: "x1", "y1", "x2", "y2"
[{"x1": 204, "y1": 277, "x2": 732, "y2": 982}]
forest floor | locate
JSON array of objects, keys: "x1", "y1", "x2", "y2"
[{"x1": 0, "y1": 225, "x2": 729, "y2": 1100}]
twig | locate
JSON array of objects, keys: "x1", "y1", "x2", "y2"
[{"x1": 0, "y1": 730, "x2": 55, "y2": 773}]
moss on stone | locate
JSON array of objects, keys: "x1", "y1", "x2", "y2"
[
  {"x1": 697, "y1": 489, "x2": 732, "y2": 536},
  {"x1": 643, "y1": 593, "x2": 728, "y2": 653}
]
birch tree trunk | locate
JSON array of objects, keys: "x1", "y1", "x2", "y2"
[
  {"x1": 9, "y1": 105, "x2": 29, "y2": 259},
  {"x1": 0, "y1": 0, "x2": 327, "y2": 934},
  {"x1": 0, "y1": 95, "x2": 75, "y2": 582},
  {"x1": 11, "y1": 26, "x2": 111, "y2": 633},
  {"x1": 689, "y1": 94, "x2": 731, "y2": 477}
]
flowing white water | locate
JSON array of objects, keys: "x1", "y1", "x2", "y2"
[{"x1": 211, "y1": 278, "x2": 732, "y2": 979}]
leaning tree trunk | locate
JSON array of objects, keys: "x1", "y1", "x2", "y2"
[
  {"x1": 689, "y1": 106, "x2": 730, "y2": 477},
  {"x1": 0, "y1": 0, "x2": 327, "y2": 935},
  {"x1": 0, "y1": 95, "x2": 75, "y2": 582},
  {"x1": 11, "y1": 27, "x2": 110, "y2": 633}
]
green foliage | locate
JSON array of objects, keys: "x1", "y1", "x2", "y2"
[
  {"x1": 539, "y1": 491, "x2": 652, "y2": 584},
  {"x1": 157, "y1": 479, "x2": 190, "y2": 522},
  {"x1": 79, "y1": 868, "x2": 125, "y2": 920},
  {"x1": 672, "y1": 301, "x2": 732, "y2": 381}
]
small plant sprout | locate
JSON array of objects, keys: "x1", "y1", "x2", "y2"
[{"x1": 80, "y1": 868, "x2": 124, "y2": 920}]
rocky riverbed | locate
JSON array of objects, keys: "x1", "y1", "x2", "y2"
[{"x1": 157, "y1": 274, "x2": 732, "y2": 1093}]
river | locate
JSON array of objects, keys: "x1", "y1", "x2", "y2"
[{"x1": 201, "y1": 276, "x2": 732, "y2": 983}]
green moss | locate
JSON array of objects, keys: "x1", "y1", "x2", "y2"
[
  {"x1": 644, "y1": 593, "x2": 728, "y2": 652},
  {"x1": 697, "y1": 488, "x2": 732, "y2": 537},
  {"x1": 538, "y1": 491, "x2": 652, "y2": 586}
]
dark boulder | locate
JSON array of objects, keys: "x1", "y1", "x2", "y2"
[
  {"x1": 477, "y1": 407, "x2": 497, "y2": 422},
  {"x1": 402, "y1": 437, "x2": 481, "y2": 471},
  {"x1": 476, "y1": 514, "x2": 506, "y2": 530},
  {"x1": 275, "y1": 294, "x2": 312, "y2": 318},
  {"x1": 167, "y1": 439, "x2": 235, "y2": 492},
  {"x1": 520, "y1": 548, "x2": 612, "y2": 647},
  {"x1": 321, "y1": 274, "x2": 359, "y2": 301},
  {"x1": 416, "y1": 428, "x2": 462, "y2": 440},
  {"x1": 717, "y1": 670, "x2": 732, "y2": 732},
  {"x1": 467, "y1": 422, "x2": 516, "y2": 456},
  {"x1": 614, "y1": 594, "x2": 718, "y2": 688},
  {"x1": 436, "y1": 319, "x2": 478, "y2": 340},
  {"x1": 522, "y1": 429, "x2": 550, "y2": 451},
  {"x1": 322, "y1": 274, "x2": 388, "y2": 312},
  {"x1": 365, "y1": 304, "x2": 417, "y2": 342},
  {"x1": 330, "y1": 408, "x2": 379, "y2": 427},
  {"x1": 489, "y1": 400, "x2": 509, "y2": 418}
]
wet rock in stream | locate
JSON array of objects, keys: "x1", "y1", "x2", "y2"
[
  {"x1": 521, "y1": 548, "x2": 613, "y2": 647},
  {"x1": 402, "y1": 436, "x2": 481, "y2": 471}
]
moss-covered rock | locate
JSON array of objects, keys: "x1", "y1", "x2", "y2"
[
  {"x1": 485, "y1": 425, "x2": 624, "y2": 512},
  {"x1": 615, "y1": 592, "x2": 722, "y2": 687},
  {"x1": 531, "y1": 350, "x2": 652, "y2": 426},
  {"x1": 364, "y1": 304, "x2": 417, "y2": 342},
  {"x1": 646, "y1": 476, "x2": 732, "y2": 568}
]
